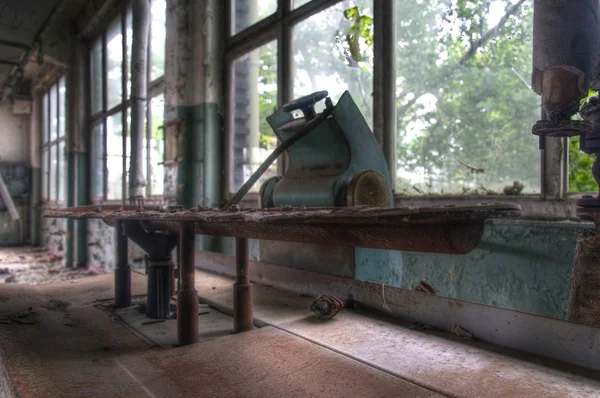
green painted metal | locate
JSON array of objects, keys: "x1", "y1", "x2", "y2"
[
  {"x1": 175, "y1": 103, "x2": 223, "y2": 252},
  {"x1": 30, "y1": 168, "x2": 41, "y2": 246},
  {"x1": 75, "y1": 152, "x2": 89, "y2": 267},
  {"x1": 65, "y1": 151, "x2": 75, "y2": 267},
  {"x1": 263, "y1": 91, "x2": 395, "y2": 280},
  {"x1": 265, "y1": 91, "x2": 392, "y2": 207},
  {"x1": 397, "y1": 220, "x2": 585, "y2": 319}
]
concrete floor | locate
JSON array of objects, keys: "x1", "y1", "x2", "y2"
[
  {"x1": 0, "y1": 274, "x2": 437, "y2": 397},
  {"x1": 1, "y1": 268, "x2": 599, "y2": 397}
]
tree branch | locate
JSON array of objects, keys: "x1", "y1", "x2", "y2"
[{"x1": 459, "y1": 0, "x2": 526, "y2": 65}]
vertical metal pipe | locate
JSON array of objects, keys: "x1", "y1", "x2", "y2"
[
  {"x1": 30, "y1": 90, "x2": 43, "y2": 246},
  {"x1": 114, "y1": 220, "x2": 131, "y2": 308},
  {"x1": 75, "y1": 37, "x2": 90, "y2": 267},
  {"x1": 129, "y1": 0, "x2": 151, "y2": 201},
  {"x1": 66, "y1": 34, "x2": 76, "y2": 265},
  {"x1": 374, "y1": 0, "x2": 397, "y2": 191},
  {"x1": 146, "y1": 257, "x2": 172, "y2": 319},
  {"x1": 233, "y1": 237, "x2": 253, "y2": 333},
  {"x1": 177, "y1": 222, "x2": 198, "y2": 345},
  {"x1": 277, "y1": 0, "x2": 292, "y2": 175}
]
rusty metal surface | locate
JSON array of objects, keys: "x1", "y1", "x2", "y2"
[
  {"x1": 44, "y1": 203, "x2": 521, "y2": 254},
  {"x1": 177, "y1": 222, "x2": 198, "y2": 346},
  {"x1": 233, "y1": 237, "x2": 253, "y2": 333},
  {"x1": 532, "y1": 119, "x2": 592, "y2": 138}
]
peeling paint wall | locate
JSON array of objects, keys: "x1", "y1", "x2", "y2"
[
  {"x1": 41, "y1": 216, "x2": 66, "y2": 266},
  {"x1": 390, "y1": 220, "x2": 585, "y2": 319},
  {"x1": 0, "y1": 103, "x2": 29, "y2": 163},
  {"x1": 87, "y1": 219, "x2": 147, "y2": 272}
]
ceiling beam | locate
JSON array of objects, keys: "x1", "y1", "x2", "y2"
[
  {"x1": 0, "y1": 39, "x2": 29, "y2": 50},
  {"x1": 0, "y1": 59, "x2": 21, "y2": 67}
]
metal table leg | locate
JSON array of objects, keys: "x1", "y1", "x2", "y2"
[
  {"x1": 114, "y1": 220, "x2": 131, "y2": 308},
  {"x1": 233, "y1": 237, "x2": 253, "y2": 333},
  {"x1": 177, "y1": 221, "x2": 198, "y2": 345}
]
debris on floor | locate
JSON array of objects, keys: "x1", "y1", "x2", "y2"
[
  {"x1": 452, "y1": 324, "x2": 476, "y2": 341},
  {"x1": 0, "y1": 246, "x2": 98, "y2": 285},
  {"x1": 310, "y1": 294, "x2": 344, "y2": 319},
  {"x1": 41, "y1": 299, "x2": 71, "y2": 311},
  {"x1": 0, "y1": 308, "x2": 37, "y2": 325}
]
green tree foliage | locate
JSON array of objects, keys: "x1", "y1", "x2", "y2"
[
  {"x1": 258, "y1": 43, "x2": 277, "y2": 149},
  {"x1": 393, "y1": 0, "x2": 541, "y2": 195},
  {"x1": 256, "y1": 0, "x2": 594, "y2": 194}
]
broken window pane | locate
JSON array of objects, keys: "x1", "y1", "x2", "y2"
[
  {"x1": 231, "y1": 0, "x2": 277, "y2": 35},
  {"x1": 569, "y1": 135, "x2": 595, "y2": 193},
  {"x1": 91, "y1": 123, "x2": 104, "y2": 199},
  {"x1": 394, "y1": 0, "x2": 540, "y2": 195},
  {"x1": 231, "y1": 40, "x2": 278, "y2": 193},
  {"x1": 126, "y1": 7, "x2": 132, "y2": 100},
  {"x1": 58, "y1": 77, "x2": 66, "y2": 138},
  {"x1": 49, "y1": 144, "x2": 57, "y2": 201},
  {"x1": 106, "y1": 15, "x2": 123, "y2": 110},
  {"x1": 292, "y1": 1, "x2": 373, "y2": 128},
  {"x1": 107, "y1": 112, "x2": 124, "y2": 200},
  {"x1": 90, "y1": 38, "x2": 103, "y2": 115},
  {"x1": 42, "y1": 149, "x2": 48, "y2": 201},
  {"x1": 150, "y1": 0, "x2": 166, "y2": 80},
  {"x1": 49, "y1": 84, "x2": 58, "y2": 142},
  {"x1": 58, "y1": 140, "x2": 66, "y2": 202},
  {"x1": 42, "y1": 93, "x2": 49, "y2": 144},
  {"x1": 293, "y1": 0, "x2": 311, "y2": 9},
  {"x1": 150, "y1": 95, "x2": 164, "y2": 195}
]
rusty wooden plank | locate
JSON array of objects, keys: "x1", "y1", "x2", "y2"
[{"x1": 44, "y1": 204, "x2": 521, "y2": 254}]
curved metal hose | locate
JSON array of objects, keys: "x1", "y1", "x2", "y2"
[{"x1": 223, "y1": 107, "x2": 333, "y2": 209}]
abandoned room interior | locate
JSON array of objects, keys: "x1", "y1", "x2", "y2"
[{"x1": 1, "y1": 0, "x2": 600, "y2": 396}]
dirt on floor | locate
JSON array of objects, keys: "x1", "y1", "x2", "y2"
[{"x1": 0, "y1": 246, "x2": 97, "y2": 285}]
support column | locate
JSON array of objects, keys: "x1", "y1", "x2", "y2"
[
  {"x1": 177, "y1": 221, "x2": 198, "y2": 345},
  {"x1": 166, "y1": 0, "x2": 224, "y2": 251},
  {"x1": 73, "y1": 32, "x2": 90, "y2": 267},
  {"x1": 233, "y1": 237, "x2": 253, "y2": 333},
  {"x1": 146, "y1": 257, "x2": 172, "y2": 319},
  {"x1": 114, "y1": 220, "x2": 131, "y2": 308},
  {"x1": 29, "y1": 90, "x2": 43, "y2": 246}
]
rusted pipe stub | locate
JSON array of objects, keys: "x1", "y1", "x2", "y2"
[{"x1": 567, "y1": 228, "x2": 600, "y2": 328}]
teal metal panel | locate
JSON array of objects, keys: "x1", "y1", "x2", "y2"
[
  {"x1": 354, "y1": 248, "x2": 403, "y2": 286},
  {"x1": 175, "y1": 103, "x2": 223, "y2": 253},
  {"x1": 398, "y1": 220, "x2": 585, "y2": 319}
]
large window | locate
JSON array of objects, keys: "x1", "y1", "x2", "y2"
[
  {"x1": 89, "y1": 1, "x2": 166, "y2": 202},
  {"x1": 394, "y1": 0, "x2": 540, "y2": 195},
  {"x1": 227, "y1": 0, "x2": 561, "y2": 201},
  {"x1": 228, "y1": 0, "x2": 373, "y2": 194},
  {"x1": 41, "y1": 77, "x2": 67, "y2": 203}
]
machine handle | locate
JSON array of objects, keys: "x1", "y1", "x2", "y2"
[{"x1": 281, "y1": 90, "x2": 328, "y2": 121}]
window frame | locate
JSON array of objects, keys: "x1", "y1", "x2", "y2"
[
  {"x1": 225, "y1": 0, "x2": 571, "y2": 211},
  {"x1": 41, "y1": 76, "x2": 67, "y2": 205},
  {"x1": 88, "y1": 1, "x2": 166, "y2": 204}
]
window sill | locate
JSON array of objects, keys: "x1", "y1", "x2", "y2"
[{"x1": 394, "y1": 194, "x2": 589, "y2": 220}]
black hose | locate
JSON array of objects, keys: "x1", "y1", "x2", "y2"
[{"x1": 224, "y1": 107, "x2": 333, "y2": 209}]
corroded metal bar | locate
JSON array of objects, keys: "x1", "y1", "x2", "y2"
[
  {"x1": 114, "y1": 220, "x2": 131, "y2": 308},
  {"x1": 177, "y1": 222, "x2": 198, "y2": 345},
  {"x1": 44, "y1": 204, "x2": 521, "y2": 255},
  {"x1": 233, "y1": 237, "x2": 253, "y2": 333}
]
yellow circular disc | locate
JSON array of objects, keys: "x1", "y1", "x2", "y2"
[{"x1": 346, "y1": 169, "x2": 390, "y2": 207}]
